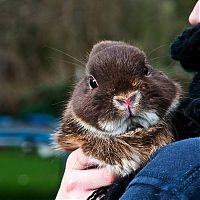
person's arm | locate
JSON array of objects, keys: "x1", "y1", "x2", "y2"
[
  {"x1": 55, "y1": 148, "x2": 118, "y2": 200},
  {"x1": 119, "y1": 138, "x2": 200, "y2": 200}
]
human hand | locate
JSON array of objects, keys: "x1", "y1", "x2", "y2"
[{"x1": 55, "y1": 148, "x2": 118, "y2": 200}]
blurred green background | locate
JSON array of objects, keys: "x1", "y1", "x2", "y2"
[
  {"x1": 0, "y1": 148, "x2": 62, "y2": 200},
  {"x1": 0, "y1": 0, "x2": 196, "y2": 200}
]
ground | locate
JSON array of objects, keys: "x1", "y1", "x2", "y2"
[{"x1": 0, "y1": 148, "x2": 63, "y2": 200}]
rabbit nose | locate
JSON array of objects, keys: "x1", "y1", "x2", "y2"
[
  {"x1": 113, "y1": 95, "x2": 136, "y2": 108},
  {"x1": 119, "y1": 99, "x2": 131, "y2": 107}
]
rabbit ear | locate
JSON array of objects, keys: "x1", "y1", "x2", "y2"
[{"x1": 89, "y1": 40, "x2": 126, "y2": 58}]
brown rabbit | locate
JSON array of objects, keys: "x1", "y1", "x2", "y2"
[{"x1": 54, "y1": 41, "x2": 181, "y2": 176}]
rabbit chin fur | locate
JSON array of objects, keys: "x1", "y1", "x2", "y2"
[{"x1": 98, "y1": 111, "x2": 160, "y2": 135}]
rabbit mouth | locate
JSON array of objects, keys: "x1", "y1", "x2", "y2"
[
  {"x1": 128, "y1": 111, "x2": 160, "y2": 130},
  {"x1": 98, "y1": 110, "x2": 160, "y2": 135}
]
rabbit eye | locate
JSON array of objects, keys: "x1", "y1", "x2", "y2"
[
  {"x1": 89, "y1": 76, "x2": 98, "y2": 89},
  {"x1": 144, "y1": 65, "x2": 151, "y2": 76}
]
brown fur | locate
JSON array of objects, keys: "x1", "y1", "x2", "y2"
[
  {"x1": 54, "y1": 41, "x2": 181, "y2": 176},
  {"x1": 56, "y1": 109, "x2": 173, "y2": 175}
]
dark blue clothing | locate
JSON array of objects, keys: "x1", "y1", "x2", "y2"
[{"x1": 120, "y1": 138, "x2": 200, "y2": 200}]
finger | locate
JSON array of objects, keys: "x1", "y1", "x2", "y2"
[
  {"x1": 189, "y1": 1, "x2": 200, "y2": 25},
  {"x1": 67, "y1": 148, "x2": 97, "y2": 170},
  {"x1": 56, "y1": 181, "x2": 94, "y2": 200},
  {"x1": 69, "y1": 167, "x2": 118, "y2": 190}
]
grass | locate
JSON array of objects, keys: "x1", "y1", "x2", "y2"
[{"x1": 0, "y1": 148, "x2": 64, "y2": 200}]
